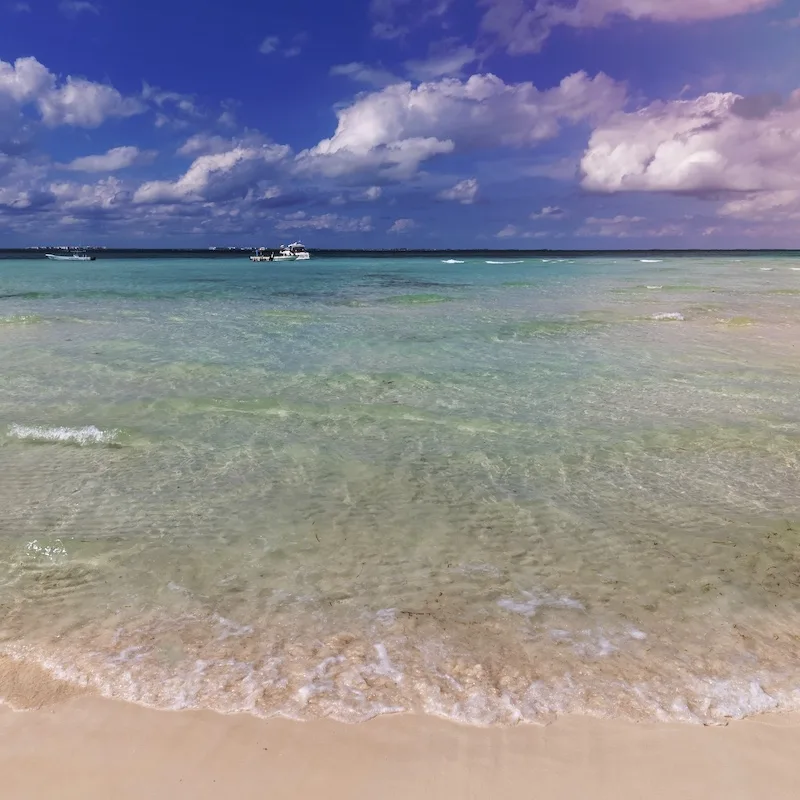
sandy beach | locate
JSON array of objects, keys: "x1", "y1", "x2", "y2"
[{"x1": 0, "y1": 698, "x2": 798, "y2": 799}]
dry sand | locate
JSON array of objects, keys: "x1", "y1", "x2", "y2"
[{"x1": 0, "y1": 699, "x2": 798, "y2": 799}]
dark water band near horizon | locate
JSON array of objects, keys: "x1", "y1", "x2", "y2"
[{"x1": 0, "y1": 253, "x2": 799, "y2": 725}]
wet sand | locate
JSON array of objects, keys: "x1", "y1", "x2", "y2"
[{"x1": 1, "y1": 698, "x2": 798, "y2": 799}]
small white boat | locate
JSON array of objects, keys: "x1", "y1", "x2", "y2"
[
  {"x1": 250, "y1": 242, "x2": 310, "y2": 262},
  {"x1": 45, "y1": 251, "x2": 96, "y2": 261}
]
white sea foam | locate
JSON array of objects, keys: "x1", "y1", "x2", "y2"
[
  {"x1": 651, "y1": 312, "x2": 684, "y2": 322},
  {"x1": 375, "y1": 608, "x2": 398, "y2": 626},
  {"x1": 486, "y1": 260, "x2": 525, "y2": 265},
  {"x1": 24, "y1": 539, "x2": 67, "y2": 560},
  {"x1": 364, "y1": 644, "x2": 403, "y2": 683},
  {"x1": 8, "y1": 423, "x2": 119, "y2": 445},
  {"x1": 551, "y1": 626, "x2": 646, "y2": 658},
  {"x1": 760, "y1": 267, "x2": 774, "y2": 271},
  {"x1": 640, "y1": 259, "x2": 663, "y2": 263},
  {"x1": 646, "y1": 285, "x2": 663, "y2": 290},
  {"x1": 213, "y1": 614, "x2": 254, "y2": 641},
  {"x1": 441, "y1": 259, "x2": 465, "y2": 264},
  {"x1": 498, "y1": 590, "x2": 585, "y2": 617}
]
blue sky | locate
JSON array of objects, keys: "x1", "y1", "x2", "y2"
[{"x1": 1, "y1": 0, "x2": 800, "y2": 247}]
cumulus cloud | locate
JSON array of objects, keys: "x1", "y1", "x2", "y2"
[
  {"x1": 0, "y1": 57, "x2": 143, "y2": 128},
  {"x1": 479, "y1": 0, "x2": 780, "y2": 54},
  {"x1": 276, "y1": 211, "x2": 372, "y2": 232},
  {"x1": 330, "y1": 63, "x2": 402, "y2": 88},
  {"x1": 134, "y1": 143, "x2": 289, "y2": 204},
  {"x1": 299, "y1": 70, "x2": 625, "y2": 179},
  {"x1": 581, "y1": 89, "x2": 800, "y2": 199},
  {"x1": 388, "y1": 217, "x2": 416, "y2": 233},
  {"x1": 49, "y1": 177, "x2": 128, "y2": 211},
  {"x1": 299, "y1": 137, "x2": 455, "y2": 180},
  {"x1": 437, "y1": 177, "x2": 478, "y2": 204},
  {"x1": 63, "y1": 146, "x2": 156, "y2": 172}
]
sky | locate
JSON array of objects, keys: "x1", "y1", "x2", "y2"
[{"x1": 1, "y1": 0, "x2": 800, "y2": 248}]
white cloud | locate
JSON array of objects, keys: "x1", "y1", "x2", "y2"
[
  {"x1": 0, "y1": 186, "x2": 44, "y2": 209},
  {"x1": 437, "y1": 177, "x2": 478, "y2": 204},
  {"x1": 177, "y1": 133, "x2": 239, "y2": 157},
  {"x1": 578, "y1": 214, "x2": 647, "y2": 237},
  {"x1": 329, "y1": 63, "x2": 402, "y2": 88},
  {"x1": 370, "y1": 0, "x2": 452, "y2": 39},
  {"x1": 40, "y1": 78, "x2": 142, "y2": 127},
  {"x1": 495, "y1": 224, "x2": 551, "y2": 239},
  {"x1": 59, "y1": 0, "x2": 98, "y2": 16},
  {"x1": 218, "y1": 110, "x2": 237, "y2": 128},
  {"x1": 0, "y1": 57, "x2": 143, "y2": 128},
  {"x1": 480, "y1": 0, "x2": 780, "y2": 54},
  {"x1": 405, "y1": 44, "x2": 477, "y2": 82},
  {"x1": 496, "y1": 224, "x2": 518, "y2": 238},
  {"x1": 63, "y1": 146, "x2": 156, "y2": 172},
  {"x1": 298, "y1": 136, "x2": 455, "y2": 180},
  {"x1": 581, "y1": 90, "x2": 800, "y2": 196},
  {"x1": 49, "y1": 177, "x2": 127, "y2": 211},
  {"x1": 585, "y1": 214, "x2": 644, "y2": 224},
  {"x1": 10, "y1": 2, "x2": 31, "y2": 11},
  {"x1": 388, "y1": 217, "x2": 415, "y2": 233},
  {"x1": 142, "y1": 83, "x2": 200, "y2": 120},
  {"x1": 299, "y1": 71, "x2": 625, "y2": 179},
  {"x1": 134, "y1": 143, "x2": 289, "y2": 204},
  {"x1": 328, "y1": 186, "x2": 383, "y2": 204},
  {"x1": 718, "y1": 191, "x2": 800, "y2": 222},
  {"x1": 276, "y1": 212, "x2": 372, "y2": 232},
  {"x1": 259, "y1": 32, "x2": 307, "y2": 57},
  {"x1": 530, "y1": 205, "x2": 565, "y2": 219}
]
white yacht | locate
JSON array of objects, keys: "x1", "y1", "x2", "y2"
[
  {"x1": 250, "y1": 242, "x2": 310, "y2": 262},
  {"x1": 45, "y1": 251, "x2": 96, "y2": 261}
]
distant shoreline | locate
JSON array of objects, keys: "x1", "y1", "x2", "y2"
[{"x1": 2, "y1": 248, "x2": 800, "y2": 260}]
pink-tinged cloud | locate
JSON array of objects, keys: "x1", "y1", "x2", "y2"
[
  {"x1": 481, "y1": 0, "x2": 782, "y2": 54},
  {"x1": 581, "y1": 90, "x2": 800, "y2": 194}
]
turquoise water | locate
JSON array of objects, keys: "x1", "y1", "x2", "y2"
[{"x1": 1, "y1": 254, "x2": 800, "y2": 724}]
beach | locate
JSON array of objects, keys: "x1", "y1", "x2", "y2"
[
  {"x1": 1, "y1": 253, "x2": 800, "y2": 769},
  {"x1": 1, "y1": 698, "x2": 799, "y2": 799}
]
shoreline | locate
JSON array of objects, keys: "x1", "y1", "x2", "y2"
[{"x1": 0, "y1": 698, "x2": 798, "y2": 799}]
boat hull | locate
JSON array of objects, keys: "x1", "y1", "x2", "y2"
[{"x1": 45, "y1": 254, "x2": 95, "y2": 261}]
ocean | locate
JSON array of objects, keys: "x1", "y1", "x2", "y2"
[{"x1": 1, "y1": 253, "x2": 799, "y2": 724}]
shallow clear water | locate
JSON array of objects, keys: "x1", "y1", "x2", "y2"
[{"x1": 1, "y1": 254, "x2": 799, "y2": 724}]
